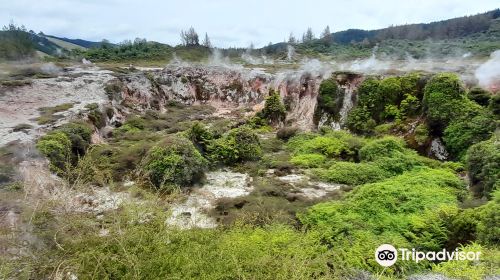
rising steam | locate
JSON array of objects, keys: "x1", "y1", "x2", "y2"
[{"x1": 475, "y1": 50, "x2": 500, "y2": 92}]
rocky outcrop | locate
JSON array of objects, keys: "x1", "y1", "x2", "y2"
[{"x1": 113, "y1": 66, "x2": 334, "y2": 129}]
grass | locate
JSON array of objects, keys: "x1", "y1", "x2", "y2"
[
  {"x1": 0, "y1": 79, "x2": 32, "y2": 87},
  {"x1": 35, "y1": 103, "x2": 74, "y2": 125},
  {"x1": 12, "y1": 123, "x2": 33, "y2": 132}
]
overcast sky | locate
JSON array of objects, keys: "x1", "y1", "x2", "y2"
[{"x1": 1, "y1": 0, "x2": 498, "y2": 48}]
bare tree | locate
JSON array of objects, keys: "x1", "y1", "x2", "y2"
[
  {"x1": 302, "y1": 28, "x2": 315, "y2": 43},
  {"x1": 202, "y1": 33, "x2": 212, "y2": 48},
  {"x1": 180, "y1": 27, "x2": 199, "y2": 46},
  {"x1": 288, "y1": 32, "x2": 297, "y2": 44}
]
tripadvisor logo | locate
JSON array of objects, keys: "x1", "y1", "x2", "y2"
[
  {"x1": 375, "y1": 244, "x2": 397, "y2": 267},
  {"x1": 375, "y1": 244, "x2": 481, "y2": 267}
]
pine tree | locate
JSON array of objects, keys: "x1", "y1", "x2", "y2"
[
  {"x1": 180, "y1": 27, "x2": 199, "y2": 46},
  {"x1": 202, "y1": 33, "x2": 212, "y2": 48},
  {"x1": 262, "y1": 89, "x2": 286, "y2": 124},
  {"x1": 302, "y1": 28, "x2": 314, "y2": 43},
  {"x1": 320, "y1": 25, "x2": 332, "y2": 43}
]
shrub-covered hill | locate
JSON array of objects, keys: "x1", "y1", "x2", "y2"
[{"x1": 2, "y1": 67, "x2": 497, "y2": 279}]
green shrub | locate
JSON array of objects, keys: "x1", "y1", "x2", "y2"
[
  {"x1": 465, "y1": 137, "x2": 499, "y2": 198},
  {"x1": 346, "y1": 106, "x2": 376, "y2": 134},
  {"x1": 104, "y1": 79, "x2": 123, "y2": 100},
  {"x1": 290, "y1": 154, "x2": 326, "y2": 168},
  {"x1": 433, "y1": 243, "x2": 500, "y2": 280},
  {"x1": 288, "y1": 135, "x2": 350, "y2": 158},
  {"x1": 261, "y1": 89, "x2": 286, "y2": 124},
  {"x1": 88, "y1": 138, "x2": 157, "y2": 182},
  {"x1": 489, "y1": 94, "x2": 500, "y2": 116},
  {"x1": 36, "y1": 131, "x2": 71, "y2": 173},
  {"x1": 208, "y1": 126, "x2": 261, "y2": 165},
  {"x1": 468, "y1": 87, "x2": 491, "y2": 106},
  {"x1": 414, "y1": 123, "x2": 429, "y2": 145},
  {"x1": 382, "y1": 104, "x2": 401, "y2": 121},
  {"x1": 85, "y1": 103, "x2": 106, "y2": 128},
  {"x1": 443, "y1": 111, "x2": 495, "y2": 160},
  {"x1": 377, "y1": 77, "x2": 401, "y2": 107},
  {"x1": 423, "y1": 73, "x2": 466, "y2": 128},
  {"x1": 276, "y1": 126, "x2": 299, "y2": 141},
  {"x1": 300, "y1": 168, "x2": 464, "y2": 276},
  {"x1": 399, "y1": 72, "x2": 423, "y2": 98},
  {"x1": 374, "y1": 123, "x2": 393, "y2": 135},
  {"x1": 313, "y1": 161, "x2": 389, "y2": 185},
  {"x1": 399, "y1": 93, "x2": 420, "y2": 117},
  {"x1": 58, "y1": 121, "x2": 93, "y2": 158},
  {"x1": 248, "y1": 115, "x2": 268, "y2": 129},
  {"x1": 356, "y1": 77, "x2": 380, "y2": 112},
  {"x1": 140, "y1": 136, "x2": 207, "y2": 191},
  {"x1": 358, "y1": 136, "x2": 406, "y2": 161},
  {"x1": 476, "y1": 190, "x2": 500, "y2": 244},
  {"x1": 317, "y1": 78, "x2": 341, "y2": 115},
  {"x1": 186, "y1": 122, "x2": 213, "y2": 153},
  {"x1": 207, "y1": 137, "x2": 240, "y2": 165},
  {"x1": 371, "y1": 152, "x2": 424, "y2": 175}
]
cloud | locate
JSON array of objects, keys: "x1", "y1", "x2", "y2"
[{"x1": 1, "y1": 0, "x2": 498, "y2": 47}]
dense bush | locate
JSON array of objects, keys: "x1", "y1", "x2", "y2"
[
  {"x1": 276, "y1": 126, "x2": 299, "y2": 141},
  {"x1": 468, "y1": 87, "x2": 491, "y2": 106},
  {"x1": 476, "y1": 190, "x2": 500, "y2": 244},
  {"x1": 104, "y1": 79, "x2": 124, "y2": 100},
  {"x1": 186, "y1": 122, "x2": 213, "y2": 154},
  {"x1": 399, "y1": 72, "x2": 424, "y2": 99},
  {"x1": 465, "y1": 137, "x2": 499, "y2": 198},
  {"x1": 140, "y1": 136, "x2": 207, "y2": 190},
  {"x1": 288, "y1": 134, "x2": 351, "y2": 159},
  {"x1": 399, "y1": 93, "x2": 420, "y2": 117},
  {"x1": 36, "y1": 121, "x2": 93, "y2": 174},
  {"x1": 36, "y1": 131, "x2": 72, "y2": 173},
  {"x1": 377, "y1": 77, "x2": 401, "y2": 109},
  {"x1": 207, "y1": 126, "x2": 261, "y2": 165},
  {"x1": 300, "y1": 168, "x2": 464, "y2": 276},
  {"x1": 85, "y1": 103, "x2": 106, "y2": 128},
  {"x1": 290, "y1": 153, "x2": 326, "y2": 168},
  {"x1": 261, "y1": 89, "x2": 286, "y2": 125},
  {"x1": 414, "y1": 123, "x2": 430, "y2": 146},
  {"x1": 346, "y1": 106, "x2": 376, "y2": 134},
  {"x1": 313, "y1": 161, "x2": 389, "y2": 185},
  {"x1": 443, "y1": 111, "x2": 495, "y2": 159},
  {"x1": 316, "y1": 78, "x2": 341, "y2": 115},
  {"x1": 489, "y1": 94, "x2": 500, "y2": 117},
  {"x1": 356, "y1": 77, "x2": 381, "y2": 113},
  {"x1": 423, "y1": 73, "x2": 467, "y2": 128},
  {"x1": 58, "y1": 121, "x2": 93, "y2": 159},
  {"x1": 433, "y1": 243, "x2": 500, "y2": 280},
  {"x1": 358, "y1": 136, "x2": 406, "y2": 161}
]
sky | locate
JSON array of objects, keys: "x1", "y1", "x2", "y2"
[{"x1": 1, "y1": 0, "x2": 499, "y2": 48}]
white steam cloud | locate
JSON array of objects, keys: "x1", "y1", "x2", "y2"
[{"x1": 475, "y1": 50, "x2": 500, "y2": 91}]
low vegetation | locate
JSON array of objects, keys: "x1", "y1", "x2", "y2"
[{"x1": 8, "y1": 63, "x2": 499, "y2": 279}]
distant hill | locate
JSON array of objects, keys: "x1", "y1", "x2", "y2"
[
  {"x1": 328, "y1": 9, "x2": 500, "y2": 44},
  {"x1": 44, "y1": 36, "x2": 88, "y2": 51},
  {"x1": 266, "y1": 9, "x2": 500, "y2": 59},
  {"x1": 45, "y1": 35, "x2": 104, "y2": 49}
]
